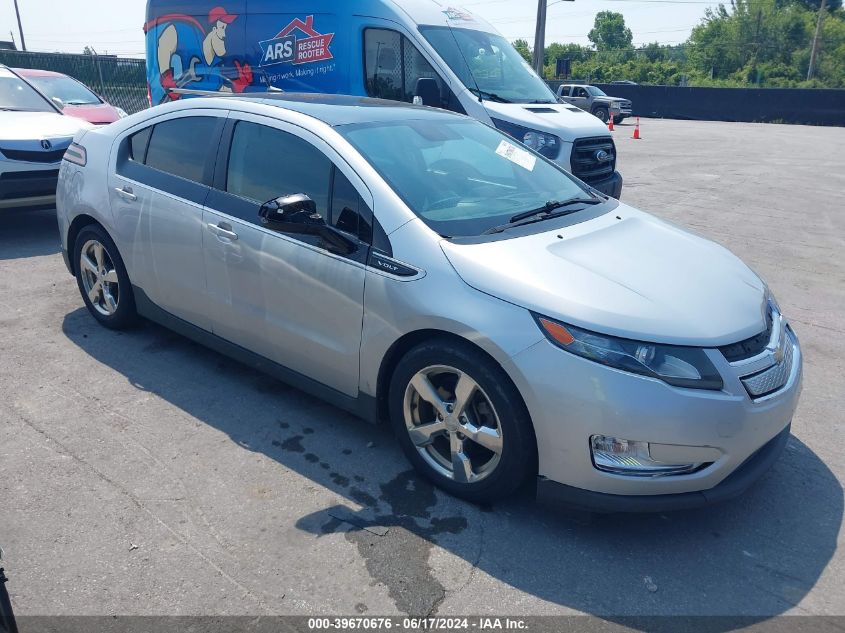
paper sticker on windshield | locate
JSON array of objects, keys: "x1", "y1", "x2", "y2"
[{"x1": 496, "y1": 140, "x2": 537, "y2": 171}]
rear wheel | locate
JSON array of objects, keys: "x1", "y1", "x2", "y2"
[
  {"x1": 593, "y1": 107, "x2": 610, "y2": 123},
  {"x1": 389, "y1": 340, "x2": 536, "y2": 503},
  {"x1": 74, "y1": 225, "x2": 137, "y2": 330}
]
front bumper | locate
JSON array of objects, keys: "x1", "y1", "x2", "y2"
[
  {"x1": 537, "y1": 424, "x2": 791, "y2": 512},
  {"x1": 507, "y1": 329, "x2": 802, "y2": 511},
  {"x1": 589, "y1": 171, "x2": 623, "y2": 199},
  {"x1": 0, "y1": 161, "x2": 60, "y2": 209}
]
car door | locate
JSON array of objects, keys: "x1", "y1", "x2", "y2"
[
  {"x1": 201, "y1": 114, "x2": 372, "y2": 397},
  {"x1": 109, "y1": 112, "x2": 225, "y2": 330},
  {"x1": 569, "y1": 86, "x2": 590, "y2": 111},
  {"x1": 559, "y1": 85, "x2": 574, "y2": 103}
]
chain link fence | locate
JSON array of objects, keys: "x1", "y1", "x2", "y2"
[{"x1": 0, "y1": 50, "x2": 149, "y2": 115}]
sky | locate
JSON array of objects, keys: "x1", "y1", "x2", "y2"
[{"x1": 0, "y1": 0, "x2": 725, "y2": 57}]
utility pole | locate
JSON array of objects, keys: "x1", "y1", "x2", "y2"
[
  {"x1": 533, "y1": 0, "x2": 547, "y2": 76},
  {"x1": 12, "y1": 0, "x2": 26, "y2": 51},
  {"x1": 807, "y1": 0, "x2": 827, "y2": 81}
]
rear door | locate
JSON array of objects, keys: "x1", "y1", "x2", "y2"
[
  {"x1": 201, "y1": 113, "x2": 372, "y2": 396},
  {"x1": 109, "y1": 111, "x2": 225, "y2": 330}
]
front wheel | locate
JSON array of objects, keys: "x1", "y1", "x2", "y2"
[
  {"x1": 613, "y1": 115, "x2": 625, "y2": 125},
  {"x1": 593, "y1": 107, "x2": 610, "y2": 123},
  {"x1": 74, "y1": 224, "x2": 137, "y2": 330},
  {"x1": 389, "y1": 340, "x2": 537, "y2": 503}
]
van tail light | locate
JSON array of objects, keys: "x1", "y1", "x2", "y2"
[{"x1": 63, "y1": 143, "x2": 87, "y2": 167}]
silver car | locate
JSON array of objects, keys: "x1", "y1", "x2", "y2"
[{"x1": 56, "y1": 95, "x2": 802, "y2": 511}]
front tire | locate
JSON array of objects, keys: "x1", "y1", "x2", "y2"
[
  {"x1": 389, "y1": 339, "x2": 536, "y2": 503},
  {"x1": 74, "y1": 224, "x2": 137, "y2": 330},
  {"x1": 613, "y1": 115, "x2": 625, "y2": 125},
  {"x1": 593, "y1": 107, "x2": 610, "y2": 123}
]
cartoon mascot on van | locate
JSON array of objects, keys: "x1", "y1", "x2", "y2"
[{"x1": 145, "y1": 6, "x2": 253, "y2": 104}]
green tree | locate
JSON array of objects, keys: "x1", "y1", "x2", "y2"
[
  {"x1": 512, "y1": 38, "x2": 532, "y2": 64},
  {"x1": 588, "y1": 11, "x2": 633, "y2": 51}
]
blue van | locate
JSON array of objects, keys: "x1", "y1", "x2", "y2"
[{"x1": 145, "y1": 0, "x2": 622, "y2": 197}]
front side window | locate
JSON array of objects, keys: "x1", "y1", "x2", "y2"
[
  {"x1": 0, "y1": 68, "x2": 56, "y2": 112},
  {"x1": 575, "y1": 87, "x2": 589, "y2": 98},
  {"x1": 26, "y1": 75, "x2": 101, "y2": 106},
  {"x1": 340, "y1": 117, "x2": 601, "y2": 238},
  {"x1": 145, "y1": 116, "x2": 218, "y2": 183},
  {"x1": 226, "y1": 121, "x2": 331, "y2": 215},
  {"x1": 364, "y1": 28, "x2": 457, "y2": 111},
  {"x1": 419, "y1": 26, "x2": 557, "y2": 104}
]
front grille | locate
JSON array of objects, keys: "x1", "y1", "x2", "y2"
[
  {"x1": 570, "y1": 136, "x2": 616, "y2": 184},
  {"x1": 0, "y1": 170, "x2": 60, "y2": 200},
  {"x1": 741, "y1": 332, "x2": 794, "y2": 398},
  {"x1": 0, "y1": 147, "x2": 67, "y2": 163},
  {"x1": 719, "y1": 310, "x2": 774, "y2": 362}
]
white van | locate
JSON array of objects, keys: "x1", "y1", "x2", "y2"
[{"x1": 145, "y1": 0, "x2": 623, "y2": 197}]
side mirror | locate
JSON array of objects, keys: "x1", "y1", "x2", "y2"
[
  {"x1": 413, "y1": 77, "x2": 441, "y2": 108},
  {"x1": 259, "y1": 193, "x2": 324, "y2": 231},
  {"x1": 258, "y1": 193, "x2": 359, "y2": 257},
  {"x1": 52, "y1": 96, "x2": 65, "y2": 109}
]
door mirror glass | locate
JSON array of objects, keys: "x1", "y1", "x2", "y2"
[{"x1": 259, "y1": 193, "x2": 324, "y2": 228}]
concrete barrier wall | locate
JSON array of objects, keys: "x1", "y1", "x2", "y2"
[{"x1": 549, "y1": 81, "x2": 845, "y2": 126}]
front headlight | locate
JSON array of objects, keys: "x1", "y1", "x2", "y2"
[
  {"x1": 490, "y1": 118, "x2": 561, "y2": 160},
  {"x1": 535, "y1": 314, "x2": 724, "y2": 390}
]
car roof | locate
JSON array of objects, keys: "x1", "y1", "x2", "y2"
[
  {"x1": 218, "y1": 92, "x2": 464, "y2": 127},
  {"x1": 11, "y1": 67, "x2": 64, "y2": 78}
]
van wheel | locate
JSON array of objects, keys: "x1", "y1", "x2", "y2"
[
  {"x1": 74, "y1": 225, "x2": 137, "y2": 330},
  {"x1": 593, "y1": 107, "x2": 610, "y2": 123},
  {"x1": 389, "y1": 339, "x2": 536, "y2": 504}
]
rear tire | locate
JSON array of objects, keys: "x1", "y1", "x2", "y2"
[
  {"x1": 74, "y1": 224, "x2": 137, "y2": 330},
  {"x1": 389, "y1": 339, "x2": 537, "y2": 504}
]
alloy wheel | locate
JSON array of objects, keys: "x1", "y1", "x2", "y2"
[
  {"x1": 79, "y1": 239, "x2": 120, "y2": 317},
  {"x1": 403, "y1": 365, "x2": 504, "y2": 484}
]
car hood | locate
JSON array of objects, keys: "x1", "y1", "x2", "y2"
[
  {"x1": 61, "y1": 103, "x2": 121, "y2": 125},
  {"x1": 596, "y1": 96, "x2": 629, "y2": 104},
  {"x1": 440, "y1": 205, "x2": 767, "y2": 347},
  {"x1": 0, "y1": 111, "x2": 91, "y2": 142},
  {"x1": 483, "y1": 100, "x2": 611, "y2": 142}
]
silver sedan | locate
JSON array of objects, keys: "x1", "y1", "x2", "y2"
[{"x1": 56, "y1": 95, "x2": 802, "y2": 511}]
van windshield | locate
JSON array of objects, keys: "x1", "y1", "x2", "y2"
[
  {"x1": 419, "y1": 26, "x2": 557, "y2": 104},
  {"x1": 339, "y1": 118, "x2": 600, "y2": 238}
]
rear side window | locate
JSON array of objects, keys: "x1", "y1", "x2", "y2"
[
  {"x1": 129, "y1": 126, "x2": 152, "y2": 162},
  {"x1": 226, "y1": 121, "x2": 331, "y2": 215},
  {"x1": 364, "y1": 28, "x2": 446, "y2": 106},
  {"x1": 145, "y1": 117, "x2": 218, "y2": 183}
]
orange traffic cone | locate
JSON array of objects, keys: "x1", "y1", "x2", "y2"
[
  {"x1": 608, "y1": 117, "x2": 615, "y2": 132},
  {"x1": 632, "y1": 117, "x2": 641, "y2": 139}
]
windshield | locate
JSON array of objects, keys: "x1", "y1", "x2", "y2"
[
  {"x1": 339, "y1": 118, "x2": 595, "y2": 237},
  {"x1": 587, "y1": 86, "x2": 607, "y2": 97},
  {"x1": 26, "y1": 74, "x2": 101, "y2": 106},
  {"x1": 0, "y1": 68, "x2": 56, "y2": 112},
  {"x1": 419, "y1": 26, "x2": 556, "y2": 104}
]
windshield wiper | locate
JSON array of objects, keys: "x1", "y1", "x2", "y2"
[
  {"x1": 482, "y1": 198, "x2": 603, "y2": 235},
  {"x1": 470, "y1": 88, "x2": 511, "y2": 103}
]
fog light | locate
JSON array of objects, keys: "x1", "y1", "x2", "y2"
[{"x1": 590, "y1": 435, "x2": 701, "y2": 477}]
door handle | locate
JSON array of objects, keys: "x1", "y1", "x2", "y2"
[
  {"x1": 208, "y1": 222, "x2": 239, "y2": 241},
  {"x1": 115, "y1": 186, "x2": 137, "y2": 202}
]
